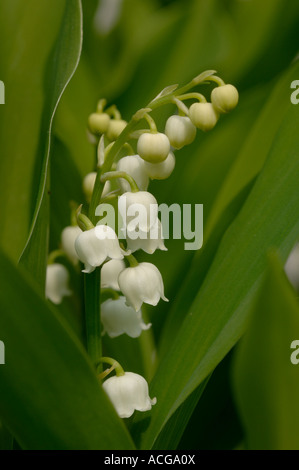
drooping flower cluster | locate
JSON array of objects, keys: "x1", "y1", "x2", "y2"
[{"x1": 45, "y1": 72, "x2": 238, "y2": 419}]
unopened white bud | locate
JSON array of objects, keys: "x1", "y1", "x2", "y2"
[
  {"x1": 189, "y1": 102, "x2": 219, "y2": 131},
  {"x1": 61, "y1": 226, "x2": 82, "y2": 265},
  {"x1": 137, "y1": 132, "x2": 170, "y2": 163},
  {"x1": 88, "y1": 112, "x2": 110, "y2": 135},
  {"x1": 116, "y1": 155, "x2": 149, "y2": 193},
  {"x1": 101, "y1": 296, "x2": 151, "y2": 338},
  {"x1": 103, "y1": 371, "x2": 157, "y2": 418},
  {"x1": 106, "y1": 119, "x2": 127, "y2": 141},
  {"x1": 83, "y1": 172, "x2": 111, "y2": 203},
  {"x1": 144, "y1": 152, "x2": 175, "y2": 180},
  {"x1": 211, "y1": 84, "x2": 239, "y2": 113},
  {"x1": 285, "y1": 243, "x2": 299, "y2": 291},
  {"x1": 165, "y1": 115, "x2": 196, "y2": 149},
  {"x1": 118, "y1": 262, "x2": 168, "y2": 311},
  {"x1": 45, "y1": 264, "x2": 72, "y2": 304}
]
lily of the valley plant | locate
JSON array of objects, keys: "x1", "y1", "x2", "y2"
[{"x1": 46, "y1": 72, "x2": 238, "y2": 419}]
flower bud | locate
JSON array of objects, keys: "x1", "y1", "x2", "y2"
[
  {"x1": 285, "y1": 243, "x2": 299, "y2": 291},
  {"x1": 211, "y1": 84, "x2": 239, "y2": 113},
  {"x1": 75, "y1": 225, "x2": 124, "y2": 273},
  {"x1": 101, "y1": 259, "x2": 126, "y2": 290},
  {"x1": 116, "y1": 155, "x2": 149, "y2": 193},
  {"x1": 83, "y1": 172, "x2": 111, "y2": 203},
  {"x1": 118, "y1": 262, "x2": 168, "y2": 311},
  {"x1": 101, "y1": 296, "x2": 151, "y2": 338},
  {"x1": 144, "y1": 152, "x2": 175, "y2": 180},
  {"x1": 103, "y1": 371, "x2": 157, "y2": 418},
  {"x1": 189, "y1": 102, "x2": 219, "y2": 131},
  {"x1": 45, "y1": 263, "x2": 72, "y2": 304},
  {"x1": 137, "y1": 132, "x2": 170, "y2": 163},
  {"x1": 126, "y1": 219, "x2": 167, "y2": 254},
  {"x1": 88, "y1": 112, "x2": 110, "y2": 135},
  {"x1": 61, "y1": 226, "x2": 82, "y2": 265},
  {"x1": 106, "y1": 119, "x2": 127, "y2": 141},
  {"x1": 118, "y1": 191, "x2": 158, "y2": 233},
  {"x1": 165, "y1": 115, "x2": 196, "y2": 149}
]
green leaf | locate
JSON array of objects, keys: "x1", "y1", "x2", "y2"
[
  {"x1": 0, "y1": 251, "x2": 134, "y2": 450},
  {"x1": 137, "y1": 100, "x2": 299, "y2": 449},
  {"x1": 233, "y1": 253, "x2": 299, "y2": 450},
  {"x1": 0, "y1": 1, "x2": 70, "y2": 261},
  {"x1": 19, "y1": 0, "x2": 83, "y2": 288}
]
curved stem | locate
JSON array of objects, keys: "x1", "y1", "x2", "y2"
[
  {"x1": 144, "y1": 113, "x2": 157, "y2": 132},
  {"x1": 209, "y1": 75, "x2": 225, "y2": 87},
  {"x1": 176, "y1": 92, "x2": 207, "y2": 103},
  {"x1": 98, "y1": 356, "x2": 125, "y2": 377},
  {"x1": 96, "y1": 98, "x2": 107, "y2": 113},
  {"x1": 125, "y1": 253, "x2": 139, "y2": 268},
  {"x1": 84, "y1": 269, "x2": 102, "y2": 368},
  {"x1": 101, "y1": 171, "x2": 139, "y2": 193}
]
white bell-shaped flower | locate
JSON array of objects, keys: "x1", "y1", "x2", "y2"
[
  {"x1": 83, "y1": 172, "x2": 111, "y2": 203},
  {"x1": 61, "y1": 226, "x2": 82, "y2": 265},
  {"x1": 189, "y1": 102, "x2": 219, "y2": 131},
  {"x1": 106, "y1": 119, "x2": 127, "y2": 141},
  {"x1": 118, "y1": 191, "x2": 158, "y2": 233},
  {"x1": 211, "y1": 84, "x2": 239, "y2": 114},
  {"x1": 144, "y1": 152, "x2": 175, "y2": 180},
  {"x1": 116, "y1": 155, "x2": 149, "y2": 193},
  {"x1": 75, "y1": 225, "x2": 124, "y2": 274},
  {"x1": 137, "y1": 132, "x2": 170, "y2": 163},
  {"x1": 118, "y1": 262, "x2": 168, "y2": 311},
  {"x1": 101, "y1": 259, "x2": 126, "y2": 290},
  {"x1": 103, "y1": 371, "x2": 157, "y2": 418},
  {"x1": 45, "y1": 263, "x2": 72, "y2": 304},
  {"x1": 165, "y1": 115, "x2": 196, "y2": 149},
  {"x1": 101, "y1": 296, "x2": 151, "y2": 338},
  {"x1": 126, "y1": 219, "x2": 167, "y2": 254}
]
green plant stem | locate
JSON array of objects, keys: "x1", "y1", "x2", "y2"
[
  {"x1": 101, "y1": 170, "x2": 139, "y2": 192},
  {"x1": 84, "y1": 268, "x2": 101, "y2": 368}
]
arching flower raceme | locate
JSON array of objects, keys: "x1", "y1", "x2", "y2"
[
  {"x1": 75, "y1": 225, "x2": 124, "y2": 274},
  {"x1": 101, "y1": 296, "x2": 151, "y2": 338},
  {"x1": 116, "y1": 155, "x2": 149, "y2": 193},
  {"x1": 101, "y1": 259, "x2": 126, "y2": 290},
  {"x1": 144, "y1": 152, "x2": 175, "y2": 180},
  {"x1": 118, "y1": 262, "x2": 168, "y2": 311},
  {"x1": 211, "y1": 84, "x2": 239, "y2": 113},
  {"x1": 102, "y1": 371, "x2": 157, "y2": 418},
  {"x1": 165, "y1": 115, "x2": 196, "y2": 149},
  {"x1": 45, "y1": 263, "x2": 72, "y2": 304},
  {"x1": 61, "y1": 226, "x2": 82, "y2": 265},
  {"x1": 118, "y1": 191, "x2": 158, "y2": 233},
  {"x1": 126, "y1": 219, "x2": 167, "y2": 254},
  {"x1": 137, "y1": 132, "x2": 170, "y2": 163},
  {"x1": 189, "y1": 102, "x2": 219, "y2": 131}
]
